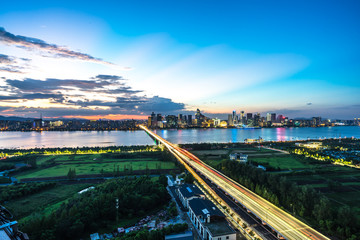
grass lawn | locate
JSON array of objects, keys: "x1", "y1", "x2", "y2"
[
  {"x1": 11, "y1": 152, "x2": 177, "y2": 180},
  {"x1": 249, "y1": 155, "x2": 308, "y2": 170},
  {"x1": 16, "y1": 160, "x2": 177, "y2": 179},
  {"x1": 5, "y1": 183, "x2": 92, "y2": 221}
]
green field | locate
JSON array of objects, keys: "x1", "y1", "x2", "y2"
[
  {"x1": 4, "y1": 183, "x2": 91, "y2": 221},
  {"x1": 196, "y1": 146, "x2": 308, "y2": 170},
  {"x1": 10, "y1": 152, "x2": 178, "y2": 180},
  {"x1": 247, "y1": 155, "x2": 308, "y2": 169},
  {"x1": 16, "y1": 160, "x2": 176, "y2": 179}
]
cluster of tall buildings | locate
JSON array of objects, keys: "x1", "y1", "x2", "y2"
[
  {"x1": 0, "y1": 111, "x2": 358, "y2": 131},
  {"x1": 147, "y1": 109, "x2": 360, "y2": 129},
  {"x1": 227, "y1": 111, "x2": 289, "y2": 127},
  {"x1": 147, "y1": 109, "x2": 209, "y2": 128}
]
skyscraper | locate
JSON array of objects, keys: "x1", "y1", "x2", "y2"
[
  {"x1": 266, "y1": 113, "x2": 272, "y2": 122},
  {"x1": 228, "y1": 114, "x2": 234, "y2": 126},
  {"x1": 187, "y1": 115, "x2": 192, "y2": 125},
  {"x1": 254, "y1": 113, "x2": 260, "y2": 126},
  {"x1": 232, "y1": 110, "x2": 237, "y2": 124},
  {"x1": 240, "y1": 111, "x2": 245, "y2": 125},
  {"x1": 246, "y1": 113, "x2": 253, "y2": 121},
  {"x1": 271, "y1": 113, "x2": 276, "y2": 122}
]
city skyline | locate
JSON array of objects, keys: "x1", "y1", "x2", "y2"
[{"x1": 1, "y1": 0, "x2": 360, "y2": 120}]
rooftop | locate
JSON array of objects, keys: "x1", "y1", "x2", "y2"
[
  {"x1": 178, "y1": 184, "x2": 204, "y2": 199},
  {"x1": 188, "y1": 198, "x2": 224, "y2": 219},
  {"x1": 165, "y1": 231, "x2": 194, "y2": 240},
  {"x1": 204, "y1": 220, "x2": 236, "y2": 237}
]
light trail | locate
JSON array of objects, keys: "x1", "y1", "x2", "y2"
[{"x1": 140, "y1": 126, "x2": 330, "y2": 240}]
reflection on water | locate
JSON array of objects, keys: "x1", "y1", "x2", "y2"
[
  {"x1": 0, "y1": 126, "x2": 359, "y2": 149},
  {"x1": 276, "y1": 128, "x2": 286, "y2": 141}
]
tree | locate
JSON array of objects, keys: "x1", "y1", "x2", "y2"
[
  {"x1": 158, "y1": 175, "x2": 168, "y2": 187},
  {"x1": 67, "y1": 168, "x2": 76, "y2": 180},
  {"x1": 184, "y1": 173, "x2": 194, "y2": 184}
]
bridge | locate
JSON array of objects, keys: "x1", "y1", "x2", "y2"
[{"x1": 140, "y1": 125, "x2": 330, "y2": 240}]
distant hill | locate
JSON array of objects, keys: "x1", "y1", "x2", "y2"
[{"x1": 0, "y1": 115, "x2": 35, "y2": 121}]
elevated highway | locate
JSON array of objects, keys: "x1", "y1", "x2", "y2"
[{"x1": 141, "y1": 126, "x2": 330, "y2": 240}]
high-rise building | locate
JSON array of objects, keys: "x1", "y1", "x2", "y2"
[
  {"x1": 254, "y1": 113, "x2": 260, "y2": 126},
  {"x1": 271, "y1": 113, "x2": 276, "y2": 122},
  {"x1": 195, "y1": 109, "x2": 202, "y2": 126},
  {"x1": 156, "y1": 114, "x2": 162, "y2": 122},
  {"x1": 312, "y1": 117, "x2": 321, "y2": 126},
  {"x1": 150, "y1": 112, "x2": 156, "y2": 127},
  {"x1": 195, "y1": 109, "x2": 201, "y2": 120},
  {"x1": 147, "y1": 116, "x2": 152, "y2": 127},
  {"x1": 232, "y1": 111, "x2": 237, "y2": 124},
  {"x1": 155, "y1": 114, "x2": 163, "y2": 128},
  {"x1": 228, "y1": 114, "x2": 234, "y2": 126},
  {"x1": 178, "y1": 114, "x2": 183, "y2": 124},
  {"x1": 266, "y1": 113, "x2": 272, "y2": 122},
  {"x1": 165, "y1": 115, "x2": 178, "y2": 128},
  {"x1": 240, "y1": 111, "x2": 245, "y2": 125},
  {"x1": 246, "y1": 113, "x2": 253, "y2": 121},
  {"x1": 187, "y1": 115, "x2": 192, "y2": 126},
  {"x1": 34, "y1": 118, "x2": 42, "y2": 129}
]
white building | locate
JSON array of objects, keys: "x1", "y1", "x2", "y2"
[
  {"x1": 257, "y1": 165, "x2": 266, "y2": 171},
  {"x1": 213, "y1": 118, "x2": 221, "y2": 127},
  {"x1": 229, "y1": 153, "x2": 248, "y2": 163},
  {"x1": 188, "y1": 198, "x2": 236, "y2": 240},
  {"x1": 295, "y1": 142, "x2": 325, "y2": 149}
]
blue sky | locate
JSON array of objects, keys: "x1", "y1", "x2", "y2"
[{"x1": 0, "y1": 0, "x2": 359, "y2": 119}]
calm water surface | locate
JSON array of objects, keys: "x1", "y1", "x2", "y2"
[{"x1": 0, "y1": 126, "x2": 359, "y2": 149}]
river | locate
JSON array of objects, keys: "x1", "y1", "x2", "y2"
[{"x1": 0, "y1": 126, "x2": 359, "y2": 149}]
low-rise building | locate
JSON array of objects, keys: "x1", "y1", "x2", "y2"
[
  {"x1": 167, "y1": 175, "x2": 175, "y2": 187},
  {"x1": 245, "y1": 138, "x2": 263, "y2": 143},
  {"x1": 188, "y1": 198, "x2": 236, "y2": 240},
  {"x1": 165, "y1": 231, "x2": 194, "y2": 240},
  {"x1": 257, "y1": 165, "x2": 266, "y2": 171},
  {"x1": 177, "y1": 184, "x2": 205, "y2": 209},
  {"x1": 295, "y1": 142, "x2": 325, "y2": 149},
  {"x1": 90, "y1": 233, "x2": 100, "y2": 240},
  {"x1": 229, "y1": 153, "x2": 248, "y2": 163}
]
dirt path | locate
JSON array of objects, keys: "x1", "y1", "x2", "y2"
[{"x1": 261, "y1": 146, "x2": 290, "y2": 154}]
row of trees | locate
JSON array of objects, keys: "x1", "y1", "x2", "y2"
[
  {"x1": 216, "y1": 160, "x2": 359, "y2": 239},
  {"x1": 1, "y1": 145, "x2": 160, "y2": 157},
  {"x1": 292, "y1": 148, "x2": 355, "y2": 166},
  {"x1": 0, "y1": 182, "x2": 57, "y2": 203},
  {"x1": 21, "y1": 176, "x2": 170, "y2": 240}
]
